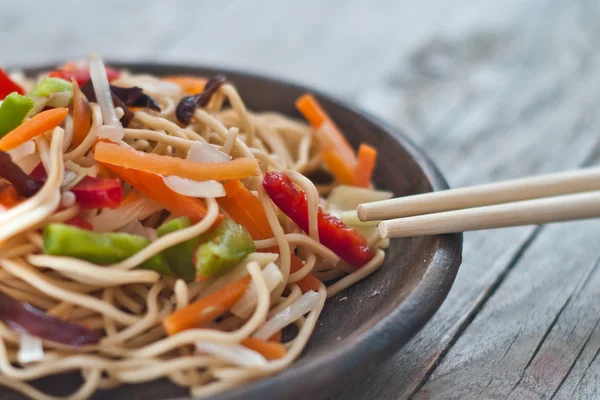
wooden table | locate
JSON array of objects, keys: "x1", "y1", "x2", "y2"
[{"x1": 3, "y1": 1, "x2": 599, "y2": 398}]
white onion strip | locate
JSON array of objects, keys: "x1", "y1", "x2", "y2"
[
  {"x1": 7, "y1": 141, "x2": 35, "y2": 161},
  {"x1": 162, "y1": 176, "x2": 225, "y2": 198},
  {"x1": 186, "y1": 142, "x2": 231, "y2": 163},
  {"x1": 89, "y1": 55, "x2": 124, "y2": 141},
  {"x1": 231, "y1": 263, "x2": 283, "y2": 319},
  {"x1": 253, "y1": 290, "x2": 320, "y2": 340},
  {"x1": 195, "y1": 341, "x2": 267, "y2": 367},
  {"x1": 18, "y1": 335, "x2": 44, "y2": 364}
]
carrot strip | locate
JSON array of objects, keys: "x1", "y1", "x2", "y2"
[
  {"x1": 269, "y1": 330, "x2": 282, "y2": 343},
  {"x1": 94, "y1": 142, "x2": 261, "y2": 182},
  {"x1": 218, "y1": 179, "x2": 322, "y2": 293},
  {"x1": 71, "y1": 80, "x2": 92, "y2": 148},
  {"x1": 164, "y1": 76, "x2": 208, "y2": 95},
  {"x1": 295, "y1": 94, "x2": 356, "y2": 184},
  {"x1": 163, "y1": 276, "x2": 252, "y2": 335},
  {"x1": 0, "y1": 108, "x2": 68, "y2": 151},
  {"x1": 241, "y1": 337, "x2": 286, "y2": 360},
  {"x1": 104, "y1": 164, "x2": 221, "y2": 224},
  {"x1": 0, "y1": 186, "x2": 20, "y2": 209},
  {"x1": 352, "y1": 143, "x2": 378, "y2": 187}
]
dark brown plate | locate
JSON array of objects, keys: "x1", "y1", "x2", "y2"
[{"x1": 2, "y1": 64, "x2": 462, "y2": 400}]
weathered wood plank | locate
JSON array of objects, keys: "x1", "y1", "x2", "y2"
[{"x1": 336, "y1": 0, "x2": 600, "y2": 398}]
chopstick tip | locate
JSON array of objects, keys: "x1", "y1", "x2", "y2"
[
  {"x1": 377, "y1": 222, "x2": 390, "y2": 239},
  {"x1": 356, "y1": 204, "x2": 367, "y2": 221}
]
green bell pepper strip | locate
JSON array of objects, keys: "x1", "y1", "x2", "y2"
[
  {"x1": 156, "y1": 217, "x2": 198, "y2": 282},
  {"x1": 0, "y1": 93, "x2": 35, "y2": 136},
  {"x1": 43, "y1": 224, "x2": 173, "y2": 276},
  {"x1": 194, "y1": 219, "x2": 255, "y2": 279},
  {"x1": 30, "y1": 77, "x2": 73, "y2": 98}
]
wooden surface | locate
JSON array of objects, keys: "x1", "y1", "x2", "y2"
[{"x1": 3, "y1": 0, "x2": 600, "y2": 398}]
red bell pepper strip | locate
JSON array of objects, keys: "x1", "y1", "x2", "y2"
[
  {"x1": 0, "y1": 68, "x2": 25, "y2": 99},
  {"x1": 70, "y1": 176, "x2": 123, "y2": 209},
  {"x1": 263, "y1": 172, "x2": 374, "y2": 268},
  {"x1": 64, "y1": 216, "x2": 93, "y2": 230},
  {"x1": 49, "y1": 64, "x2": 120, "y2": 86}
]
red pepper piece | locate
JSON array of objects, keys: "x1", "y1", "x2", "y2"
[
  {"x1": 263, "y1": 172, "x2": 374, "y2": 268},
  {"x1": 70, "y1": 176, "x2": 123, "y2": 209},
  {"x1": 0, "y1": 68, "x2": 25, "y2": 99},
  {"x1": 64, "y1": 216, "x2": 93, "y2": 230},
  {"x1": 49, "y1": 65, "x2": 120, "y2": 86}
]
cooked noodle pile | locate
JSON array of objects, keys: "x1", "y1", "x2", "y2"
[{"x1": 0, "y1": 59, "x2": 386, "y2": 399}]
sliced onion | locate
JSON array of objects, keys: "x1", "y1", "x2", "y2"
[
  {"x1": 18, "y1": 334, "x2": 44, "y2": 364},
  {"x1": 7, "y1": 141, "x2": 35, "y2": 161},
  {"x1": 89, "y1": 56, "x2": 123, "y2": 141},
  {"x1": 195, "y1": 341, "x2": 267, "y2": 367},
  {"x1": 60, "y1": 191, "x2": 76, "y2": 208},
  {"x1": 61, "y1": 170, "x2": 86, "y2": 191},
  {"x1": 163, "y1": 176, "x2": 225, "y2": 198},
  {"x1": 15, "y1": 153, "x2": 41, "y2": 175},
  {"x1": 232, "y1": 262, "x2": 283, "y2": 319},
  {"x1": 89, "y1": 196, "x2": 161, "y2": 232},
  {"x1": 28, "y1": 96, "x2": 48, "y2": 117},
  {"x1": 46, "y1": 92, "x2": 72, "y2": 108},
  {"x1": 253, "y1": 290, "x2": 320, "y2": 340},
  {"x1": 186, "y1": 142, "x2": 231, "y2": 163},
  {"x1": 119, "y1": 220, "x2": 151, "y2": 239}
]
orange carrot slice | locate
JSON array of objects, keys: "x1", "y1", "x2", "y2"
[
  {"x1": 164, "y1": 76, "x2": 208, "y2": 95},
  {"x1": 295, "y1": 94, "x2": 356, "y2": 184},
  {"x1": 242, "y1": 337, "x2": 286, "y2": 360},
  {"x1": 352, "y1": 143, "x2": 378, "y2": 187},
  {"x1": 0, "y1": 186, "x2": 20, "y2": 209},
  {"x1": 94, "y1": 142, "x2": 260, "y2": 182},
  {"x1": 0, "y1": 108, "x2": 68, "y2": 151},
  {"x1": 163, "y1": 275, "x2": 252, "y2": 335}
]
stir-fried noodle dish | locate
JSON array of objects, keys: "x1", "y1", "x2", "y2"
[{"x1": 0, "y1": 57, "x2": 390, "y2": 399}]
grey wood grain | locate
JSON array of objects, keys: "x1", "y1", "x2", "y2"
[{"x1": 2, "y1": 0, "x2": 600, "y2": 399}]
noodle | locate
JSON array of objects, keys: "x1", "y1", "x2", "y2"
[{"x1": 0, "y1": 63, "x2": 388, "y2": 399}]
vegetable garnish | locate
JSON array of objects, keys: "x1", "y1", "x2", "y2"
[
  {"x1": 156, "y1": 217, "x2": 198, "y2": 282},
  {"x1": 30, "y1": 77, "x2": 73, "y2": 99},
  {"x1": 89, "y1": 56, "x2": 124, "y2": 141},
  {"x1": 263, "y1": 172, "x2": 374, "y2": 268},
  {"x1": 0, "y1": 185, "x2": 20, "y2": 209},
  {"x1": 0, "y1": 291, "x2": 99, "y2": 346},
  {"x1": 103, "y1": 164, "x2": 216, "y2": 223},
  {"x1": 193, "y1": 219, "x2": 255, "y2": 280},
  {"x1": 110, "y1": 85, "x2": 161, "y2": 112},
  {"x1": 176, "y1": 75, "x2": 226, "y2": 125},
  {"x1": 218, "y1": 178, "x2": 322, "y2": 293},
  {"x1": 164, "y1": 75, "x2": 207, "y2": 95},
  {"x1": 163, "y1": 275, "x2": 252, "y2": 335},
  {"x1": 0, "y1": 68, "x2": 25, "y2": 99},
  {"x1": 69, "y1": 176, "x2": 123, "y2": 209},
  {"x1": 71, "y1": 79, "x2": 92, "y2": 148},
  {"x1": 295, "y1": 93, "x2": 357, "y2": 184},
  {"x1": 241, "y1": 338, "x2": 286, "y2": 360},
  {"x1": 0, "y1": 151, "x2": 42, "y2": 197},
  {"x1": 352, "y1": 143, "x2": 378, "y2": 187},
  {"x1": 0, "y1": 107, "x2": 68, "y2": 151},
  {"x1": 48, "y1": 62, "x2": 120, "y2": 86},
  {"x1": 94, "y1": 141, "x2": 261, "y2": 181},
  {"x1": 43, "y1": 224, "x2": 173, "y2": 275},
  {"x1": 0, "y1": 93, "x2": 35, "y2": 136}
]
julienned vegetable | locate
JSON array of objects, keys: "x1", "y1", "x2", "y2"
[
  {"x1": 156, "y1": 217, "x2": 198, "y2": 282},
  {"x1": 43, "y1": 224, "x2": 173, "y2": 275},
  {"x1": 163, "y1": 275, "x2": 252, "y2": 335},
  {"x1": 263, "y1": 172, "x2": 374, "y2": 268},
  {"x1": 30, "y1": 77, "x2": 73, "y2": 98},
  {"x1": 94, "y1": 141, "x2": 261, "y2": 182},
  {"x1": 0, "y1": 68, "x2": 25, "y2": 99},
  {"x1": 217, "y1": 179, "x2": 322, "y2": 293},
  {"x1": 194, "y1": 219, "x2": 256, "y2": 280},
  {"x1": 0, "y1": 151, "x2": 42, "y2": 197},
  {"x1": 71, "y1": 80, "x2": 92, "y2": 148},
  {"x1": 176, "y1": 75, "x2": 226, "y2": 125},
  {"x1": 352, "y1": 143, "x2": 378, "y2": 187},
  {"x1": 70, "y1": 176, "x2": 123, "y2": 209},
  {"x1": 0, "y1": 93, "x2": 35, "y2": 136},
  {"x1": 48, "y1": 62, "x2": 120, "y2": 86},
  {"x1": 295, "y1": 93, "x2": 357, "y2": 184},
  {"x1": 0, "y1": 107, "x2": 68, "y2": 151},
  {"x1": 0, "y1": 291, "x2": 99, "y2": 346}
]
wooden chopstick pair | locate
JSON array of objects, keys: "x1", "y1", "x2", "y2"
[{"x1": 357, "y1": 167, "x2": 600, "y2": 238}]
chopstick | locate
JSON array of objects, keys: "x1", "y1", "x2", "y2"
[{"x1": 356, "y1": 167, "x2": 600, "y2": 238}]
